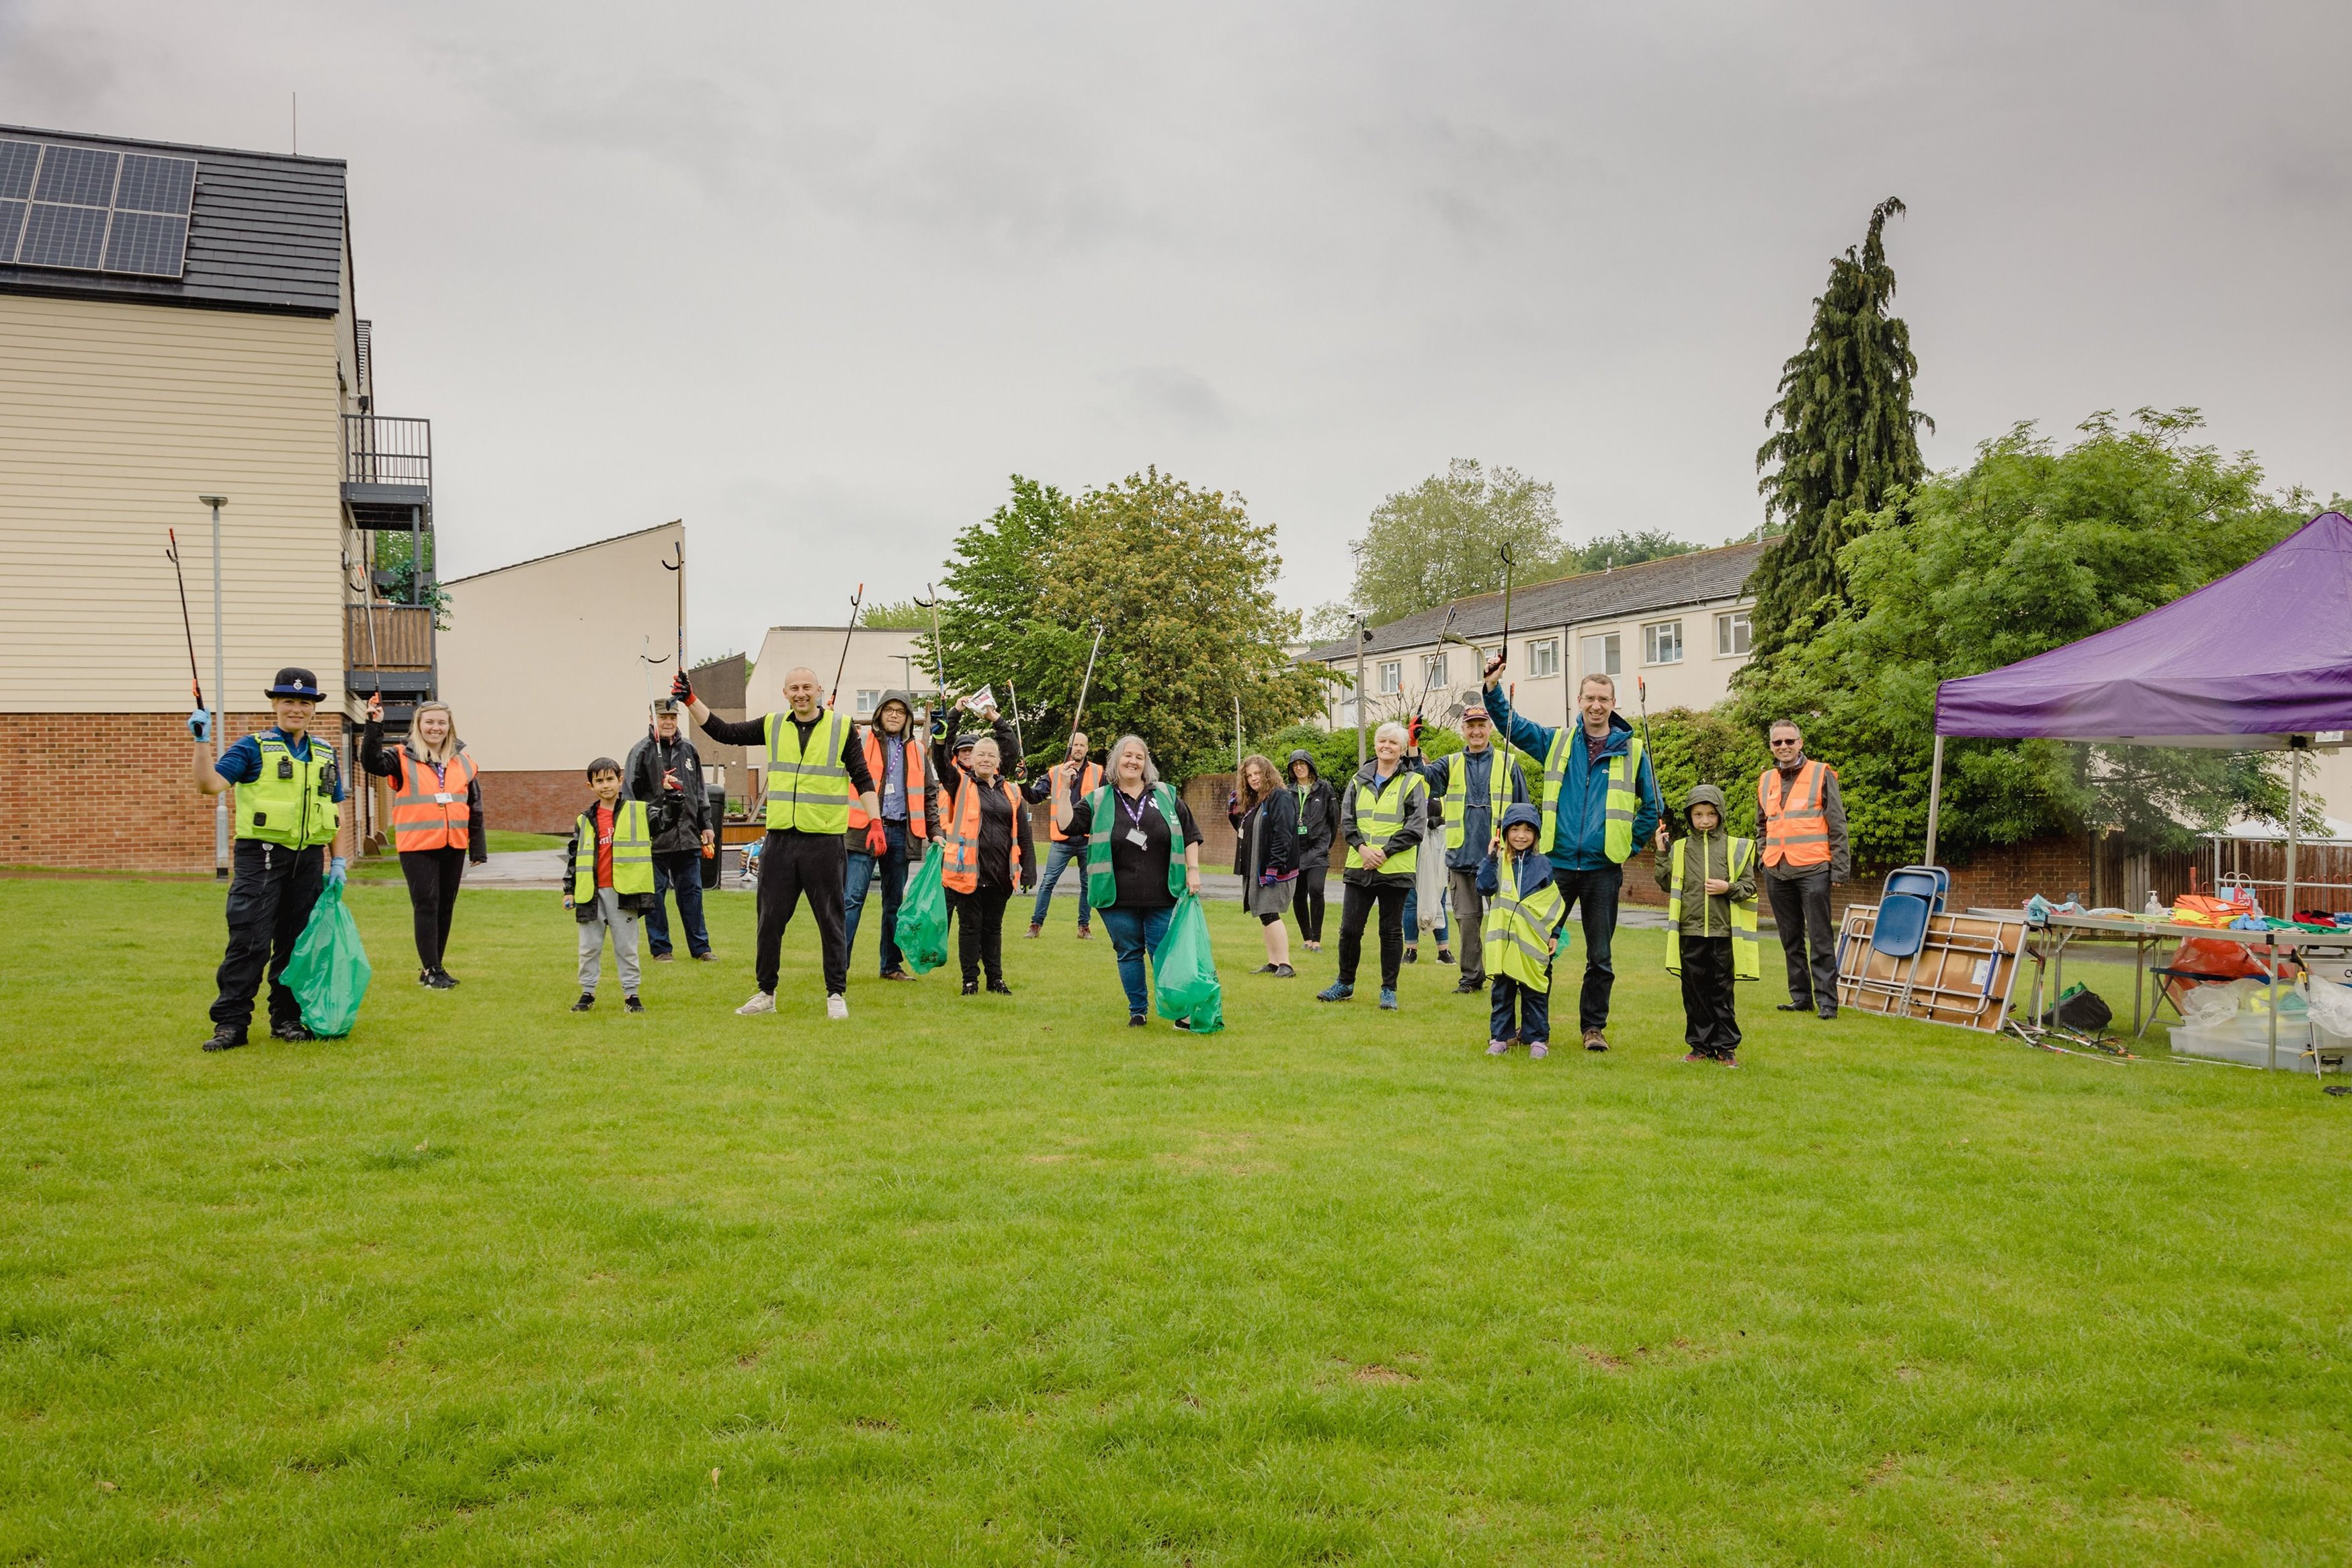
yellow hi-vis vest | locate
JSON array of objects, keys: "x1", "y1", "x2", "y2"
[
  {"x1": 571, "y1": 800, "x2": 655, "y2": 902},
  {"x1": 1441, "y1": 746, "x2": 1524, "y2": 852},
  {"x1": 763, "y1": 709, "x2": 853, "y2": 833},
  {"x1": 1482, "y1": 849, "x2": 1566, "y2": 991},
  {"x1": 1536, "y1": 728, "x2": 1645, "y2": 862},
  {"x1": 1345, "y1": 768, "x2": 1427, "y2": 877},
  {"x1": 1663, "y1": 834, "x2": 1761, "y2": 979},
  {"x1": 235, "y1": 733, "x2": 341, "y2": 848}
]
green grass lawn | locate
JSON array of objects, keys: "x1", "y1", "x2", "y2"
[{"x1": 3, "y1": 879, "x2": 2349, "y2": 1565}]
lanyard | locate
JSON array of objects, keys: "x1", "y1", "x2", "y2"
[{"x1": 1119, "y1": 789, "x2": 1151, "y2": 829}]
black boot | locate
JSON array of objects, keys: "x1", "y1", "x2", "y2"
[
  {"x1": 201, "y1": 1024, "x2": 247, "y2": 1052},
  {"x1": 270, "y1": 1018, "x2": 314, "y2": 1042}
]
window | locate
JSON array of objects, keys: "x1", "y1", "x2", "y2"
[
  {"x1": 1580, "y1": 632, "x2": 1620, "y2": 678},
  {"x1": 1643, "y1": 620, "x2": 1683, "y2": 665},
  {"x1": 1717, "y1": 609, "x2": 1752, "y2": 657},
  {"x1": 1421, "y1": 651, "x2": 1447, "y2": 689},
  {"x1": 1377, "y1": 660, "x2": 1402, "y2": 694},
  {"x1": 1527, "y1": 638, "x2": 1560, "y2": 679},
  {"x1": 854, "y1": 688, "x2": 880, "y2": 716}
]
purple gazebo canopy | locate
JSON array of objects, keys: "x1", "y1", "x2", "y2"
[{"x1": 1934, "y1": 511, "x2": 2352, "y2": 748}]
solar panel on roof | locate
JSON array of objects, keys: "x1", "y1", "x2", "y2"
[
  {"x1": 0, "y1": 140, "x2": 36, "y2": 201},
  {"x1": 2, "y1": 142, "x2": 198, "y2": 278}
]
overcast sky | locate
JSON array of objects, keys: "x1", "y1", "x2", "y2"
[{"x1": 5, "y1": 0, "x2": 2347, "y2": 658}]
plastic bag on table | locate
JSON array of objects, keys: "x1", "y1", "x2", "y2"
[
  {"x1": 893, "y1": 840, "x2": 950, "y2": 975},
  {"x1": 1153, "y1": 894, "x2": 1224, "y2": 1033},
  {"x1": 283, "y1": 879, "x2": 371, "y2": 1037}
]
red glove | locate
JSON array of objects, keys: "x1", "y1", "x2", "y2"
[
  {"x1": 1407, "y1": 714, "x2": 1423, "y2": 749},
  {"x1": 671, "y1": 669, "x2": 694, "y2": 702},
  {"x1": 864, "y1": 820, "x2": 886, "y2": 855}
]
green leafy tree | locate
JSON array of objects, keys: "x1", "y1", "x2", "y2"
[
  {"x1": 859, "y1": 599, "x2": 929, "y2": 629},
  {"x1": 1572, "y1": 529, "x2": 1700, "y2": 572},
  {"x1": 1038, "y1": 468, "x2": 1332, "y2": 780},
  {"x1": 929, "y1": 476, "x2": 1079, "y2": 719},
  {"x1": 1747, "y1": 198, "x2": 1932, "y2": 658},
  {"x1": 1641, "y1": 707, "x2": 1773, "y2": 836},
  {"x1": 1736, "y1": 408, "x2": 2316, "y2": 860},
  {"x1": 1349, "y1": 459, "x2": 1568, "y2": 623}
]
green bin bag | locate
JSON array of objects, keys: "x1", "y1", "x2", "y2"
[
  {"x1": 1153, "y1": 893, "x2": 1224, "y2": 1033},
  {"x1": 283, "y1": 879, "x2": 372, "y2": 1037},
  {"x1": 894, "y1": 840, "x2": 950, "y2": 975}
]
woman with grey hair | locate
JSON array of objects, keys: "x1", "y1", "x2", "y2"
[
  {"x1": 1318, "y1": 720, "x2": 1426, "y2": 1010},
  {"x1": 1054, "y1": 734, "x2": 1206, "y2": 1027}
]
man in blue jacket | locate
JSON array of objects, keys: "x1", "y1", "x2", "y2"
[{"x1": 1481, "y1": 661, "x2": 1661, "y2": 1050}]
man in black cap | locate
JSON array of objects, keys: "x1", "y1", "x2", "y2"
[{"x1": 190, "y1": 668, "x2": 348, "y2": 1051}]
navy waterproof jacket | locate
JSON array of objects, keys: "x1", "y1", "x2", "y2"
[{"x1": 1484, "y1": 687, "x2": 1663, "y2": 875}]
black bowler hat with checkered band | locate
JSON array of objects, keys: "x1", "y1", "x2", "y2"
[{"x1": 264, "y1": 668, "x2": 323, "y2": 701}]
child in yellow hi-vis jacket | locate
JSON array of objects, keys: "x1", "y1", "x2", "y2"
[
  {"x1": 1652, "y1": 783, "x2": 1759, "y2": 1065},
  {"x1": 1476, "y1": 803, "x2": 1568, "y2": 1058}
]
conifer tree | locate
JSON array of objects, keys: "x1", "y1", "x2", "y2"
[{"x1": 1747, "y1": 198, "x2": 1932, "y2": 658}]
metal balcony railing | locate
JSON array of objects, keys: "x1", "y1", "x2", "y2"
[{"x1": 344, "y1": 415, "x2": 431, "y2": 490}]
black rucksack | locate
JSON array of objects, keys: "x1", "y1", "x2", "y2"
[{"x1": 2042, "y1": 984, "x2": 2113, "y2": 1033}]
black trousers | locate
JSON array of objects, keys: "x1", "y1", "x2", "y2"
[
  {"x1": 1550, "y1": 863, "x2": 1624, "y2": 1035},
  {"x1": 210, "y1": 838, "x2": 324, "y2": 1031},
  {"x1": 1767, "y1": 867, "x2": 1838, "y2": 1012},
  {"x1": 949, "y1": 883, "x2": 1011, "y2": 985},
  {"x1": 756, "y1": 829, "x2": 849, "y2": 996},
  {"x1": 1337, "y1": 879, "x2": 1409, "y2": 990},
  {"x1": 398, "y1": 845, "x2": 468, "y2": 971},
  {"x1": 1679, "y1": 935, "x2": 1742, "y2": 1057},
  {"x1": 1295, "y1": 863, "x2": 1329, "y2": 941}
]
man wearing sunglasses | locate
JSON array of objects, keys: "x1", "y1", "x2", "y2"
[{"x1": 1756, "y1": 720, "x2": 1849, "y2": 1018}]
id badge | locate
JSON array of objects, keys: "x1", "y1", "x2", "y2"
[
  {"x1": 1126, "y1": 828, "x2": 1150, "y2": 848},
  {"x1": 434, "y1": 792, "x2": 455, "y2": 805}
]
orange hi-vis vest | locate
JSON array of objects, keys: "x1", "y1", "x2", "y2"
[
  {"x1": 849, "y1": 728, "x2": 929, "y2": 839},
  {"x1": 390, "y1": 747, "x2": 478, "y2": 853},
  {"x1": 1758, "y1": 758, "x2": 1835, "y2": 869},
  {"x1": 943, "y1": 775, "x2": 1022, "y2": 893},
  {"x1": 1044, "y1": 759, "x2": 1103, "y2": 841}
]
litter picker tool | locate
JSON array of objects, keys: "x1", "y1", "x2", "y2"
[
  {"x1": 1412, "y1": 606, "x2": 1458, "y2": 734},
  {"x1": 827, "y1": 582, "x2": 864, "y2": 710},
  {"x1": 913, "y1": 583, "x2": 950, "y2": 728},
  {"x1": 1004, "y1": 678, "x2": 1027, "y2": 760},
  {"x1": 1638, "y1": 674, "x2": 1673, "y2": 837},
  {"x1": 165, "y1": 528, "x2": 206, "y2": 716},
  {"x1": 663, "y1": 537, "x2": 685, "y2": 677},
  {"x1": 1068, "y1": 620, "x2": 1107, "y2": 749}
]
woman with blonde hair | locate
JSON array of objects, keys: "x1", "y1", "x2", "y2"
[
  {"x1": 362, "y1": 694, "x2": 487, "y2": 988},
  {"x1": 1226, "y1": 752, "x2": 1298, "y2": 977},
  {"x1": 1055, "y1": 734, "x2": 1205, "y2": 1027}
]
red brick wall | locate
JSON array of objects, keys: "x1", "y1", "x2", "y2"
[
  {"x1": 478, "y1": 769, "x2": 594, "y2": 834},
  {"x1": 1592, "y1": 840, "x2": 2099, "y2": 914},
  {"x1": 1, "y1": 711, "x2": 347, "y2": 873}
]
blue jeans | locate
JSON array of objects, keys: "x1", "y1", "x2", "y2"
[
  {"x1": 1029, "y1": 836, "x2": 1093, "y2": 930},
  {"x1": 1402, "y1": 883, "x2": 1449, "y2": 943},
  {"x1": 843, "y1": 819, "x2": 911, "y2": 974},
  {"x1": 1550, "y1": 863, "x2": 1622, "y2": 1033},
  {"x1": 1489, "y1": 974, "x2": 1550, "y2": 1044},
  {"x1": 1098, "y1": 903, "x2": 1173, "y2": 1017},
  {"x1": 646, "y1": 848, "x2": 712, "y2": 959}
]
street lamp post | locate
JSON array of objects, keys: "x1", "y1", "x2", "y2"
[
  {"x1": 198, "y1": 494, "x2": 229, "y2": 879},
  {"x1": 1354, "y1": 613, "x2": 1370, "y2": 767}
]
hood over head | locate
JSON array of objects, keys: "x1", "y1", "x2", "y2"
[
  {"x1": 1683, "y1": 783, "x2": 1728, "y2": 819},
  {"x1": 871, "y1": 689, "x2": 919, "y2": 728},
  {"x1": 1498, "y1": 801, "x2": 1544, "y2": 836},
  {"x1": 1286, "y1": 748, "x2": 1320, "y2": 782}
]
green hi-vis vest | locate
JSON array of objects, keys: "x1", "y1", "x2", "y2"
[
  {"x1": 763, "y1": 709, "x2": 853, "y2": 833},
  {"x1": 1345, "y1": 768, "x2": 1427, "y2": 877},
  {"x1": 1536, "y1": 729, "x2": 1645, "y2": 862},
  {"x1": 1482, "y1": 850, "x2": 1566, "y2": 992},
  {"x1": 235, "y1": 734, "x2": 341, "y2": 848},
  {"x1": 1441, "y1": 748, "x2": 1523, "y2": 852},
  {"x1": 572, "y1": 800, "x2": 655, "y2": 902},
  {"x1": 1083, "y1": 782, "x2": 1187, "y2": 909},
  {"x1": 1663, "y1": 835, "x2": 1761, "y2": 980}
]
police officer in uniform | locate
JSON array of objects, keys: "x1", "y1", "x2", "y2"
[{"x1": 191, "y1": 668, "x2": 347, "y2": 1051}]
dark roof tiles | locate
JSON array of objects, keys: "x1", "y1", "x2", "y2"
[
  {"x1": 1304, "y1": 539, "x2": 1767, "y2": 661},
  {"x1": 0, "y1": 125, "x2": 346, "y2": 316}
]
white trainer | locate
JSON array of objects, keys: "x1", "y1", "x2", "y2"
[
  {"x1": 735, "y1": 992, "x2": 776, "y2": 1016},
  {"x1": 826, "y1": 993, "x2": 849, "y2": 1021}
]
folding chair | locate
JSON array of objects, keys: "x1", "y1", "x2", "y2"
[
  {"x1": 1882, "y1": 865, "x2": 1949, "y2": 914},
  {"x1": 1847, "y1": 894, "x2": 1933, "y2": 1014}
]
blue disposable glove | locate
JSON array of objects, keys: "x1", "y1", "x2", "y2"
[
  {"x1": 187, "y1": 707, "x2": 210, "y2": 741},
  {"x1": 328, "y1": 857, "x2": 347, "y2": 886}
]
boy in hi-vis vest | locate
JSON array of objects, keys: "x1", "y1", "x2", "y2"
[
  {"x1": 563, "y1": 757, "x2": 655, "y2": 1014},
  {"x1": 1652, "y1": 783, "x2": 1760, "y2": 1065},
  {"x1": 1476, "y1": 803, "x2": 1568, "y2": 1058}
]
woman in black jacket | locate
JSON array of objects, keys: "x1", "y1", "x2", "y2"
[
  {"x1": 1228, "y1": 752, "x2": 1300, "y2": 977},
  {"x1": 933, "y1": 709, "x2": 1030, "y2": 995},
  {"x1": 1286, "y1": 748, "x2": 1339, "y2": 950},
  {"x1": 361, "y1": 695, "x2": 487, "y2": 988}
]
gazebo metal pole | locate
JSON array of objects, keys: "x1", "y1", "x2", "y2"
[
  {"x1": 2285, "y1": 740, "x2": 2304, "y2": 916},
  {"x1": 1923, "y1": 734, "x2": 1945, "y2": 867}
]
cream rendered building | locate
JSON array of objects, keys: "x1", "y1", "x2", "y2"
[{"x1": 0, "y1": 124, "x2": 433, "y2": 871}]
